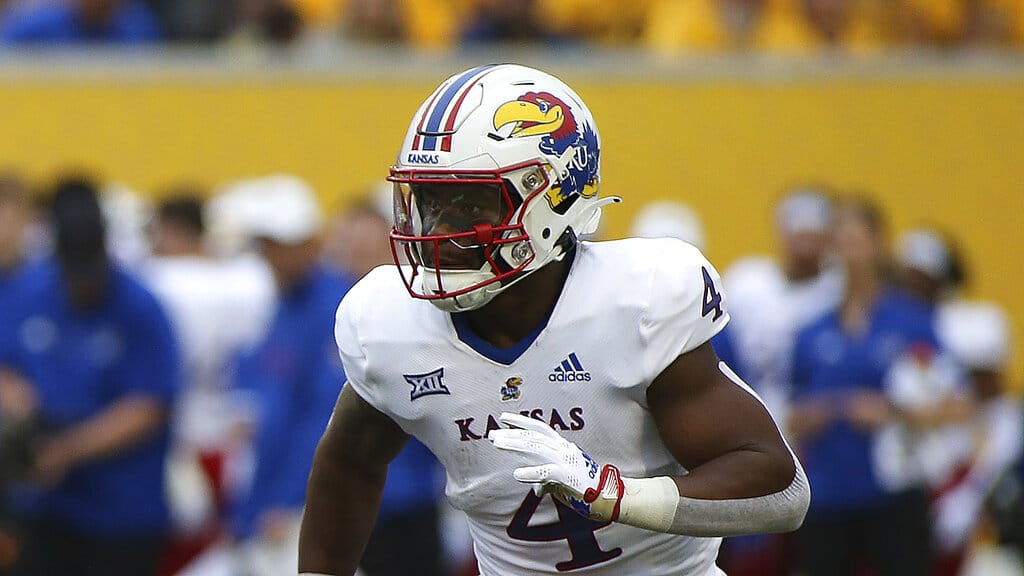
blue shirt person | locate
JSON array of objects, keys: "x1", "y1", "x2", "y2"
[
  {"x1": 230, "y1": 264, "x2": 355, "y2": 540},
  {"x1": 1, "y1": 179, "x2": 179, "y2": 576},
  {"x1": 220, "y1": 175, "x2": 356, "y2": 576},
  {"x1": 790, "y1": 196, "x2": 938, "y2": 576},
  {"x1": 0, "y1": 0, "x2": 160, "y2": 44}
]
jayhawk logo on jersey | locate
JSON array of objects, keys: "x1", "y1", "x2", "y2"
[
  {"x1": 500, "y1": 377, "x2": 523, "y2": 402},
  {"x1": 493, "y1": 91, "x2": 599, "y2": 214}
]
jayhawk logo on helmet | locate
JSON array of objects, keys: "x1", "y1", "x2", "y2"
[{"x1": 493, "y1": 92, "x2": 600, "y2": 213}]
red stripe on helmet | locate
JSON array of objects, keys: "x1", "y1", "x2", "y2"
[
  {"x1": 440, "y1": 67, "x2": 499, "y2": 152},
  {"x1": 412, "y1": 85, "x2": 445, "y2": 151}
]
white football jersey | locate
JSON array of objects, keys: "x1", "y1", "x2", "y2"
[
  {"x1": 336, "y1": 238, "x2": 730, "y2": 576},
  {"x1": 142, "y1": 254, "x2": 276, "y2": 447}
]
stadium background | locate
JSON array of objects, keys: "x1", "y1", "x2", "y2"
[{"x1": 0, "y1": 53, "x2": 1020, "y2": 384}]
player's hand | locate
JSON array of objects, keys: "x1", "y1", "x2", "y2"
[
  {"x1": 933, "y1": 483, "x2": 983, "y2": 552},
  {"x1": 0, "y1": 369, "x2": 37, "y2": 420},
  {"x1": 489, "y1": 412, "x2": 624, "y2": 522},
  {"x1": 844, "y1": 390, "x2": 894, "y2": 431}
]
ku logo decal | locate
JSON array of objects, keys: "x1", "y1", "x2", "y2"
[
  {"x1": 404, "y1": 367, "x2": 450, "y2": 401},
  {"x1": 500, "y1": 377, "x2": 523, "y2": 402},
  {"x1": 492, "y1": 91, "x2": 599, "y2": 214}
]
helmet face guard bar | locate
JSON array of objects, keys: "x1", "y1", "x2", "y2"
[{"x1": 388, "y1": 161, "x2": 551, "y2": 302}]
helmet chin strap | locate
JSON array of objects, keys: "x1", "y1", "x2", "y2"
[{"x1": 421, "y1": 267, "x2": 503, "y2": 312}]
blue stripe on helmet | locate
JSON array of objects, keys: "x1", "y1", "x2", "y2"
[{"x1": 420, "y1": 64, "x2": 499, "y2": 151}]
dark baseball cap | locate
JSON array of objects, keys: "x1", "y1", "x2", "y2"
[{"x1": 51, "y1": 178, "x2": 109, "y2": 279}]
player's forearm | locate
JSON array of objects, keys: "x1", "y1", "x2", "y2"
[
  {"x1": 613, "y1": 448, "x2": 809, "y2": 537},
  {"x1": 298, "y1": 443, "x2": 386, "y2": 575}
]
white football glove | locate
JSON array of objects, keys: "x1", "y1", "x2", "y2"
[{"x1": 489, "y1": 412, "x2": 624, "y2": 522}]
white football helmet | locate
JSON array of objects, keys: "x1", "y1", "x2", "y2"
[{"x1": 389, "y1": 64, "x2": 617, "y2": 312}]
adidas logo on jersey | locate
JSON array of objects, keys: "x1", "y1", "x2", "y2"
[{"x1": 549, "y1": 352, "x2": 591, "y2": 382}]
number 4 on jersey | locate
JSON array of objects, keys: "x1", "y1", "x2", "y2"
[
  {"x1": 508, "y1": 491, "x2": 622, "y2": 571},
  {"x1": 701, "y1": 267, "x2": 724, "y2": 321}
]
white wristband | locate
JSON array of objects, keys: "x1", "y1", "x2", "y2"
[{"x1": 617, "y1": 476, "x2": 680, "y2": 532}]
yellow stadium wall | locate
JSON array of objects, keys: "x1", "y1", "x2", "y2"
[{"x1": 1, "y1": 74, "x2": 1021, "y2": 384}]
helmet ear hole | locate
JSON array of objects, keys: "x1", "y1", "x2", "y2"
[{"x1": 542, "y1": 228, "x2": 551, "y2": 240}]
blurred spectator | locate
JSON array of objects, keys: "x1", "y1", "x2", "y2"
[
  {"x1": 461, "y1": 0, "x2": 554, "y2": 43},
  {"x1": 150, "y1": 193, "x2": 206, "y2": 257},
  {"x1": 100, "y1": 183, "x2": 154, "y2": 269},
  {"x1": 644, "y1": 0, "x2": 762, "y2": 53},
  {"x1": 629, "y1": 199, "x2": 706, "y2": 251},
  {"x1": 642, "y1": 0, "x2": 985, "y2": 54},
  {"x1": 723, "y1": 186, "x2": 842, "y2": 424},
  {"x1": 256, "y1": 0, "x2": 303, "y2": 44},
  {"x1": 788, "y1": 196, "x2": 937, "y2": 576},
  {"x1": 343, "y1": 0, "x2": 406, "y2": 43},
  {"x1": 900, "y1": 0, "x2": 969, "y2": 46},
  {"x1": 290, "y1": 0, "x2": 343, "y2": 31},
  {"x1": 143, "y1": 0, "x2": 233, "y2": 42},
  {"x1": 894, "y1": 228, "x2": 1024, "y2": 575},
  {"x1": 934, "y1": 300, "x2": 1021, "y2": 574},
  {"x1": 802, "y1": 0, "x2": 850, "y2": 43},
  {"x1": 0, "y1": 0, "x2": 161, "y2": 44},
  {"x1": 751, "y1": 0, "x2": 827, "y2": 52},
  {"x1": 0, "y1": 176, "x2": 179, "y2": 576},
  {"x1": 536, "y1": 0, "x2": 651, "y2": 44},
  {"x1": 226, "y1": 175, "x2": 355, "y2": 576},
  {"x1": 141, "y1": 191, "x2": 276, "y2": 575},
  {"x1": 895, "y1": 228, "x2": 961, "y2": 306},
  {"x1": 227, "y1": 0, "x2": 303, "y2": 45},
  {"x1": 322, "y1": 187, "x2": 395, "y2": 280},
  {"x1": 1, "y1": 0, "x2": 1017, "y2": 50},
  {"x1": 970, "y1": 0, "x2": 1024, "y2": 45}
]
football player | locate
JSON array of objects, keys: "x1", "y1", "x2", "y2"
[{"x1": 299, "y1": 64, "x2": 809, "y2": 576}]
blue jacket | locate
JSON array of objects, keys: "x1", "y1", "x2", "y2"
[{"x1": 1, "y1": 260, "x2": 179, "y2": 535}]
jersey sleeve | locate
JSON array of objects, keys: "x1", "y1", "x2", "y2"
[
  {"x1": 639, "y1": 240, "x2": 730, "y2": 384},
  {"x1": 333, "y1": 287, "x2": 385, "y2": 414}
]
